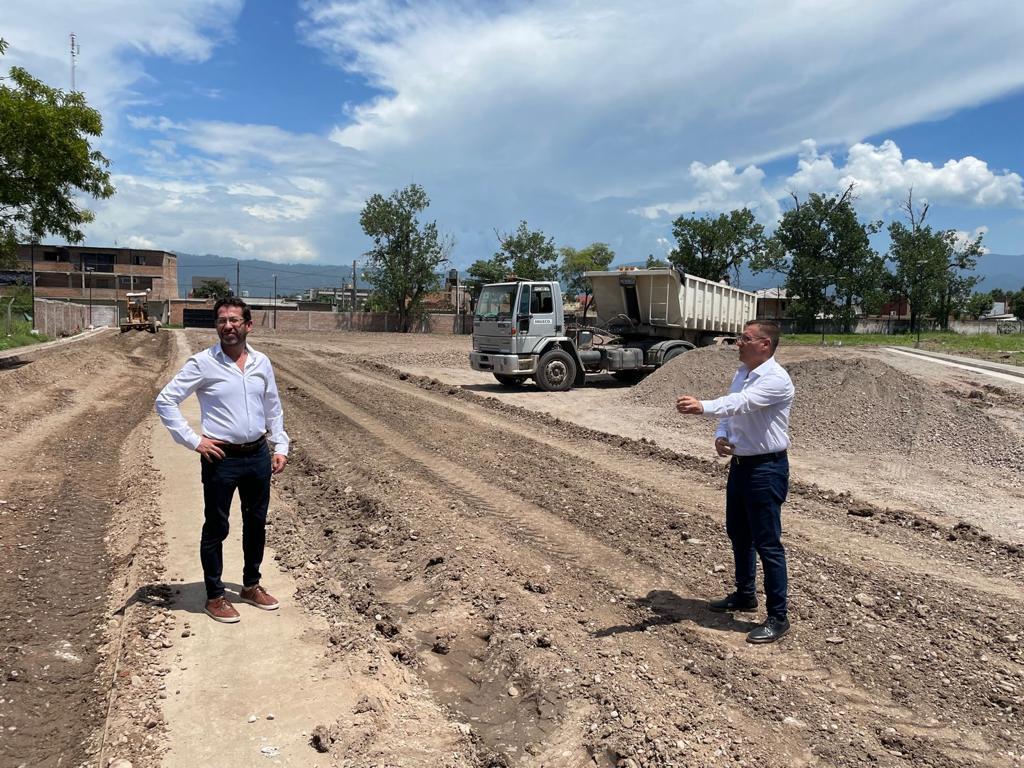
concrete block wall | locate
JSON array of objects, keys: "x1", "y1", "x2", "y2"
[
  {"x1": 34, "y1": 299, "x2": 90, "y2": 338},
  {"x1": 249, "y1": 310, "x2": 470, "y2": 334}
]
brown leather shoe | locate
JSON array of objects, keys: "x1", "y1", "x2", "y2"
[
  {"x1": 205, "y1": 596, "x2": 240, "y2": 623},
  {"x1": 240, "y1": 584, "x2": 279, "y2": 610}
]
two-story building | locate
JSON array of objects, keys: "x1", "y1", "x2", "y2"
[{"x1": 15, "y1": 244, "x2": 178, "y2": 324}]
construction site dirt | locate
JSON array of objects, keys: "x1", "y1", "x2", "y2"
[{"x1": 1, "y1": 328, "x2": 1022, "y2": 768}]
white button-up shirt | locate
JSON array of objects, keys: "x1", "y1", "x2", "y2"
[
  {"x1": 699, "y1": 355, "x2": 794, "y2": 456},
  {"x1": 155, "y1": 343, "x2": 290, "y2": 455}
]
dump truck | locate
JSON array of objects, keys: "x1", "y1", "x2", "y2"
[
  {"x1": 469, "y1": 267, "x2": 757, "y2": 391},
  {"x1": 120, "y1": 290, "x2": 159, "y2": 333}
]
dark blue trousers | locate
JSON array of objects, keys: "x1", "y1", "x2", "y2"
[
  {"x1": 725, "y1": 454, "x2": 789, "y2": 619},
  {"x1": 199, "y1": 444, "x2": 272, "y2": 600}
]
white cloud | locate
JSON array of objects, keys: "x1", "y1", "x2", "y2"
[
  {"x1": 304, "y1": 0, "x2": 1024, "y2": 186},
  {"x1": 787, "y1": 141, "x2": 1024, "y2": 212},
  {"x1": 633, "y1": 161, "x2": 781, "y2": 222},
  {"x1": 0, "y1": 1, "x2": 242, "y2": 118}
]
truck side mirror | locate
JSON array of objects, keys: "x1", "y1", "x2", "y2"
[{"x1": 518, "y1": 316, "x2": 530, "y2": 333}]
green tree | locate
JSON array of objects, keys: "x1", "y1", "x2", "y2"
[
  {"x1": 668, "y1": 208, "x2": 770, "y2": 284},
  {"x1": 1011, "y1": 289, "x2": 1024, "y2": 322},
  {"x1": 645, "y1": 254, "x2": 669, "y2": 268},
  {"x1": 964, "y1": 291, "x2": 993, "y2": 320},
  {"x1": 193, "y1": 279, "x2": 232, "y2": 300},
  {"x1": 560, "y1": 242, "x2": 615, "y2": 321},
  {"x1": 359, "y1": 183, "x2": 450, "y2": 332},
  {"x1": 886, "y1": 191, "x2": 980, "y2": 333},
  {"x1": 465, "y1": 256, "x2": 508, "y2": 297},
  {"x1": 0, "y1": 38, "x2": 115, "y2": 267},
  {"x1": 493, "y1": 221, "x2": 558, "y2": 280},
  {"x1": 935, "y1": 228, "x2": 985, "y2": 329},
  {"x1": 756, "y1": 187, "x2": 883, "y2": 333}
]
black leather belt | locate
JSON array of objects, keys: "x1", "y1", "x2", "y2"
[
  {"x1": 219, "y1": 437, "x2": 267, "y2": 457},
  {"x1": 731, "y1": 450, "x2": 787, "y2": 466}
]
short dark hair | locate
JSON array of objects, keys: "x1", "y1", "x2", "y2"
[
  {"x1": 746, "y1": 319, "x2": 781, "y2": 351},
  {"x1": 213, "y1": 296, "x2": 251, "y2": 323}
]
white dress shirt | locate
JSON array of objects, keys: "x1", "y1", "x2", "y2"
[
  {"x1": 155, "y1": 343, "x2": 290, "y2": 456},
  {"x1": 700, "y1": 355, "x2": 794, "y2": 456}
]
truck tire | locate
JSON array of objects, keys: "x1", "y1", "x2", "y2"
[
  {"x1": 493, "y1": 373, "x2": 527, "y2": 387},
  {"x1": 662, "y1": 347, "x2": 687, "y2": 364},
  {"x1": 535, "y1": 349, "x2": 577, "y2": 392}
]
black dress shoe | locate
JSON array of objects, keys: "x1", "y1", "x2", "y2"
[
  {"x1": 708, "y1": 592, "x2": 758, "y2": 613},
  {"x1": 746, "y1": 616, "x2": 790, "y2": 644}
]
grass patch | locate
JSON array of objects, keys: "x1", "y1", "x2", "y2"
[
  {"x1": 0, "y1": 320, "x2": 51, "y2": 352},
  {"x1": 782, "y1": 331, "x2": 1024, "y2": 366}
]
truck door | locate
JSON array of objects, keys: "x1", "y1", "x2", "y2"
[{"x1": 516, "y1": 283, "x2": 558, "y2": 353}]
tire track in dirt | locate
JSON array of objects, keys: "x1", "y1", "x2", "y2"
[
  {"x1": 290, "y1": 350, "x2": 1024, "y2": 599},
  {"x1": 0, "y1": 331, "x2": 172, "y2": 768},
  {"x1": 273, "y1": 350, "x2": 1021, "y2": 768}
]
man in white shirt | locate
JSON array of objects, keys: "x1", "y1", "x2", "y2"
[
  {"x1": 676, "y1": 319, "x2": 794, "y2": 644},
  {"x1": 156, "y1": 297, "x2": 290, "y2": 623}
]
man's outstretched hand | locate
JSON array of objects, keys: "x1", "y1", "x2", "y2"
[{"x1": 676, "y1": 395, "x2": 704, "y2": 415}]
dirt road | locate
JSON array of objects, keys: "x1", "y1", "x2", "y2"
[{"x1": 1, "y1": 329, "x2": 1022, "y2": 767}]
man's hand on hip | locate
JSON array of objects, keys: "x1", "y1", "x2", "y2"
[
  {"x1": 676, "y1": 395, "x2": 704, "y2": 415},
  {"x1": 196, "y1": 436, "x2": 226, "y2": 462},
  {"x1": 272, "y1": 453, "x2": 288, "y2": 475},
  {"x1": 715, "y1": 437, "x2": 736, "y2": 457}
]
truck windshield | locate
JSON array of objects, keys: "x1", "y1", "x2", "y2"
[{"x1": 475, "y1": 285, "x2": 517, "y2": 320}]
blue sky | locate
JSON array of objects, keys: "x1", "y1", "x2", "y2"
[{"x1": 3, "y1": 0, "x2": 1024, "y2": 281}]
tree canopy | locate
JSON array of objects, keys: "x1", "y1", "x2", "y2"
[
  {"x1": 560, "y1": 242, "x2": 615, "y2": 321},
  {"x1": 755, "y1": 187, "x2": 883, "y2": 332},
  {"x1": 359, "y1": 183, "x2": 449, "y2": 332},
  {"x1": 193, "y1": 279, "x2": 233, "y2": 301},
  {"x1": 0, "y1": 38, "x2": 115, "y2": 268},
  {"x1": 668, "y1": 208, "x2": 769, "y2": 284},
  {"x1": 465, "y1": 221, "x2": 558, "y2": 295},
  {"x1": 887, "y1": 191, "x2": 984, "y2": 332}
]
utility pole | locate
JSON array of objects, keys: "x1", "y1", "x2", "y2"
[
  {"x1": 351, "y1": 260, "x2": 357, "y2": 311},
  {"x1": 69, "y1": 33, "x2": 80, "y2": 91},
  {"x1": 30, "y1": 242, "x2": 36, "y2": 331},
  {"x1": 85, "y1": 266, "x2": 94, "y2": 327},
  {"x1": 236, "y1": 259, "x2": 241, "y2": 296},
  {"x1": 273, "y1": 274, "x2": 277, "y2": 330}
]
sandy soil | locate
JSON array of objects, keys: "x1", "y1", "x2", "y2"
[{"x1": 0, "y1": 328, "x2": 1022, "y2": 768}]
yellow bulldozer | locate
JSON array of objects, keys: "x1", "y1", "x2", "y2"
[{"x1": 120, "y1": 290, "x2": 160, "y2": 333}]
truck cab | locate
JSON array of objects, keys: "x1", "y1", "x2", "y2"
[{"x1": 469, "y1": 281, "x2": 576, "y2": 389}]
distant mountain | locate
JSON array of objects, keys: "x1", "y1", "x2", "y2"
[{"x1": 174, "y1": 252, "x2": 369, "y2": 299}]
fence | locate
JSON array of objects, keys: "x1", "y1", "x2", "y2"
[
  {"x1": 249, "y1": 310, "x2": 472, "y2": 334},
  {"x1": 34, "y1": 298, "x2": 90, "y2": 338}
]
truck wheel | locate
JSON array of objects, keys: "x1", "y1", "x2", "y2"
[
  {"x1": 662, "y1": 347, "x2": 687, "y2": 364},
  {"x1": 494, "y1": 374, "x2": 527, "y2": 387},
  {"x1": 535, "y1": 349, "x2": 577, "y2": 392}
]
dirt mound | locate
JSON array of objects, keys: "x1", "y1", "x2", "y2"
[
  {"x1": 630, "y1": 348, "x2": 1024, "y2": 469},
  {"x1": 630, "y1": 345, "x2": 741, "y2": 403}
]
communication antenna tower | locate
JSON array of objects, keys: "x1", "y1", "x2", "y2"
[{"x1": 70, "y1": 33, "x2": 80, "y2": 91}]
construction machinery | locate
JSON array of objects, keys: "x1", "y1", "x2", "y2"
[
  {"x1": 469, "y1": 267, "x2": 757, "y2": 391},
  {"x1": 120, "y1": 290, "x2": 159, "y2": 333}
]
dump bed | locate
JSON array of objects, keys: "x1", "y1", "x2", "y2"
[{"x1": 584, "y1": 267, "x2": 757, "y2": 338}]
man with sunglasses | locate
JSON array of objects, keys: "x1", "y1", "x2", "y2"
[
  {"x1": 676, "y1": 319, "x2": 794, "y2": 644},
  {"x1": 156, "y1": 297, "x2": 289, "y2": 624}
]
